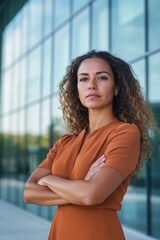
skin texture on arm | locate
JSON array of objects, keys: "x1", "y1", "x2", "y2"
[
  {"x1": 23, "y1": 168, "x2": 70, "y2": 206},
  {"x1": 38, "y1": 157, "x2": 123, "y2": 206}
]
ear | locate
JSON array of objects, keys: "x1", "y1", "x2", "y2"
[{"x1": 114, "y1": 87, "x2": 118, "y2": 96}]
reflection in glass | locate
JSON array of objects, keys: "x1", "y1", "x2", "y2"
[
  {"x1": 111, "y1": 0, "x2": 145, "y2": 60},
  {"x1": 17, "y1": 110, "x2": 26, "y2": 177},
  {"x1": 92, "y1": 0, "x2": 109, "y2": 51},
  {"x1": 149, "y1": 53, "x2": 160, "y2": 238},
  {"x1": 53, "y1": 25, "x2": 69, "y2": 92},
  {"x1": 12, "y1": 64, "x2": 20, "y2": 110},
  {"x1": 12, "y1": 12, "x2": 21, "y2": 61},
  {"x1": 131, "y1": 60, "x2": 146, "y2": 97},
  {"x1": 19, "y1": 58, "x2": 27, "y2": 107},
  {"x1": 42, "y1": 38, "x2": 52, "y2": 97},
  {"x1": 148, "y1": 0, "x2": 160, "y2": 51},
  {"x1": 1, "y1": 70, "x2": 11, "y2": 114},
  {"x1": 28, "y1": 47, "x2": 41, "y2": 103},
  {"x1": 55, "y1": 0, "x2": 70, "y2": 28},
  {"x1": 40, "y1": 100, "x2": 50, "y2": 162},
  {"x1": 28, "y1": 0, "x2": 42, "y2": 47},
  {"x1": 52, "y1": 95, "x2": 67, "y2": 141},
  {"x1": 43, "y1": 0, "x2": 53, "y2": 37},
  {"x1": 72, "y1": 0, "x2": 89, "y2": 13},
  {"x1": 149, "y1": 53, "x2": 160, "y2": 103},
  {"x1": 72, "y1": 8, "x2": 89, "y2": 59},
  {"x1": 1, "y1": 116, "x2": 10, "y2": 174},
  {"x1": 151, "y1": 124, "x2": 160, "y2": 238},
  {"x1": 26, "y1": 104, "x2": 40, "y2": 175},
  {"x1": 21, "y1": 3, "x2": 29, "y2": 55},
  {"x1": 2, "y1": 23, "x2": 14, "y2": 68},
  {"x1": 119, "y1": 166, "x2": 147, "y2": 233}
]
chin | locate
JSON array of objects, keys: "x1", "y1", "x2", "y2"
[{"x1": 87, "y1": 105, "x2": 102, "y2": 109}]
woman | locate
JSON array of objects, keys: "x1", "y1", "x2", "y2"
[{"x1": 24, "y1": 50, "x2": 154, "y2": 239}]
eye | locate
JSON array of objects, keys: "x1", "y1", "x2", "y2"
[
  {"x1": 98, "y1": 75, "x2": 108, "y2": 80},
  {"x1": 79, "y1": 77, "x2": 88, "y2": 82}
]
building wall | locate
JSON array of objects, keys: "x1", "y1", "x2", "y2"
[{"x1": 0, "y1": 0, "x2": 160, "y2": 238}]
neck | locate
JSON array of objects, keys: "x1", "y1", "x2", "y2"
[{"x1": 88, "y1": 108, "x2": 117, "y2": 135}]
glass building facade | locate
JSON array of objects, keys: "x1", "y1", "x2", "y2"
[{"x1": 0, "y1": 0, "x2": 159, "y2": 238}]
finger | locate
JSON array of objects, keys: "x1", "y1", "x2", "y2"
[
  {"x1": 94, "y1": 155, "x2": 106, "y2": 166},
  {"x1": 94, "y1": 162, "x2": 105, "y2": 171}
]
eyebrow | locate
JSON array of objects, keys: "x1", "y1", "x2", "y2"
[{"x1": 78, "y1": 71, "x2": 112, "y2": 76}]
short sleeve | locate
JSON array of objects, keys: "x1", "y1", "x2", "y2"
[
  {"x1": 37, "y1": 135, "x2": 70, "y2": 170},
  {"x1": 104, "y1": 123, "x2": 140, "y2": 179}
]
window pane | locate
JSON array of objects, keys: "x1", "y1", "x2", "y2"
[
  {"x1": 28, "y1": 0, "x2": 42, "y2": 47},
  {"x1": 16, "y1": 110, "x2": 26, "y2": 180},
  {"x1": 148, "y1": 0, "x2": 160, "y2": 51},
  {"x1": 53, "y1": 25, "x2": 69, "y2": 92},
  {"x1": 119, "y1": 166, "x2": 147, "y2": 233},
  {"x1": 19, "y1": 58, "x2": 27, "y2": 107},
  {"x1": 21, "y1": 3, "x2": 29, "y2": 55},
  {"x1": 2, "y1": 23, "x2": 14, "y2": 68},
  {"x1": 43, "y1": 0, "x2": 53, "y2": 37},
  {"x1": 40, "y1": 100, "x2": 51, "y2": 161},
  {"x1": 111, "y1": 0, "x2": 145, "y2": 60},
  {"x1": 52, "y1": 96, "x2": 67, "y2": 141},
  {"x1": 1, "y1": 70, "x2": 11, "y2": 114},
  {"x1": 131, "y1": 60, "x2": 146, "y2": 97},
  {"x1": 13, "y1": 12, "x2": 21, "y2": 61},
  {"x1": 151, "y1": 124, "x2": 160, "y2": 238},
  {"x1": 149, "y1": 53, "x2": 160, "y2": 238},
  {"x1": 12, "y1": 64, "x2": 20, "y2": 110},
  {"x1": 73, "y1": 0, "x2": 89, "y2": 13},
  {"x1": 55, "y1": 0, "x2": 70, "y2": 28},
  {"x1": 42, "y1": 38, "x2": 52, "y2": 97},
  {"x1": 92, "y1": 0, "x2": 109, "y2": 51},
  {"x1": 1, "y1": 116, "x2": 10, "y2": 175},
  {"x1": 28, "y1": 47, "x2": 41, "y2": 103},
  {"x1": 26, "y1": 104, "x2": 40, "y2": 175},
  {"x1": 149, "y1": 53, "x2": 160, "y2": 103},
  {"x1": 72, "y1": 8, "x2": 89, "y2": 59}
]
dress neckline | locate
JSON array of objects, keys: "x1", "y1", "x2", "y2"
[{"x1": 84, "y1": 119, "x2": 120, "y2": 139}]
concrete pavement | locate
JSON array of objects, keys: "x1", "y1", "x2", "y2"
[{"x1": 0, "y1": 199, "x2": 51, "y2": 240}]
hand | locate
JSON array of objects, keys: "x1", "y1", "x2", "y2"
[
  {"x1": 84, "y1": 155, "x2": 106, "y2": 181},
  {"x1": 37, "y1": 175, "x2": 51, "y2": 186}
]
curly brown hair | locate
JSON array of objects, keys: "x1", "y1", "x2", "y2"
[{"x1": 59, "y1": 50, "x2": 154, "y2": 172}]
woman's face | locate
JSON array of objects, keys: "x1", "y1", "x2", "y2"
[{"x1": 77, "y1": 57, "x2": 116, "y2": 111}]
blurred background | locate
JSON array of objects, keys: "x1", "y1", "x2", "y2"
[{"x1": 0, "y1": 0, "x2": 159, "y2": 239}]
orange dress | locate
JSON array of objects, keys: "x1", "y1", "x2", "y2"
[{"x1": 38, "y1": 120, "x2": 140, "y2": 240}]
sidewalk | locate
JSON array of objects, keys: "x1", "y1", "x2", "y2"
[
  {"x1": 0, "y1": 199, "x2": 158, "y2": 240},
  {"x1": 0, "y1": 199, "x2": 51, "y2": 240}
]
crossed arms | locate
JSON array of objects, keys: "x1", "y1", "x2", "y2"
[{"x1": 23, "y1": 155, "x2": 123, "y2": 207}]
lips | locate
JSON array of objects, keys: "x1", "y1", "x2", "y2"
[{"x1": 86, "y1": 94, "x2": 100, "y2": 98}]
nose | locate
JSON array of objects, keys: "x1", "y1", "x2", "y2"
[{"x1": 88, "y1": 77, "x2": 97, "y2": 90}]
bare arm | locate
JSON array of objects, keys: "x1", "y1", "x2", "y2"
[
  {"x1": 23, "y1": 168, "x2": 70, "y2": 206},
  {"x1": 38, "y1": 155, "x2": 123, "y2": 206}
]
